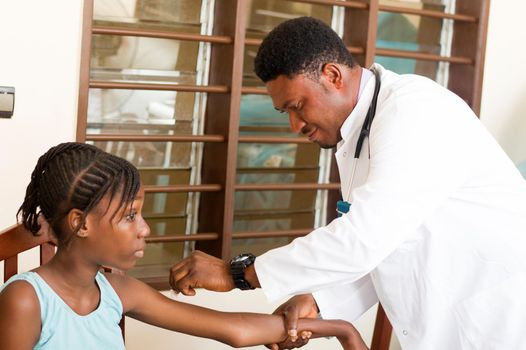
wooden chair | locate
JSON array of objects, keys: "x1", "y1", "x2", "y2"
[
  {"x1": 371, "y1": 303, "x2": 393, "y2": 350},
  {"x1": 0, "y1": 223, "x2": 55, "y2": 282},
  {"x1": 1, "y1": 223, "x2": 392, "y2": 349}
]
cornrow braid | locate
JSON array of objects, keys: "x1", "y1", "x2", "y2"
[{"x1": 17, "y1": 142, "x2": 140, "y2": 244}]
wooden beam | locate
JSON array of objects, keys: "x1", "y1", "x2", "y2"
[
  {"x1": 75, "y1": 0, "x2": 94, "y2": 142},
  {"x1": 371, "y1": 304, "x2": 393, "y2": 350}
]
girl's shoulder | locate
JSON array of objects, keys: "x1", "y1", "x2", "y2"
[
  {"x1": 0, "y1": 273, "x2": 41, "y2": 314},
  {"x1": 103, "y1": 271, "x2": 160, "y2": 314},
  {"x1": 102, "y1": 272, "x2": 141, "y2": 309},
  {"x1": 103, "y1": 271, "x2": 134, "y2": 292},
  {"x1": 0, "y1": 273, "x2": 41, "y2": 340}
]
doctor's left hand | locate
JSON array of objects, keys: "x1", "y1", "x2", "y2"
[
  {"x1": 266, "y1": 294, "x2": 318, "y2": 350},
  {"x1": 170, "y1": 250, "x2": 235, "y2": 295}
]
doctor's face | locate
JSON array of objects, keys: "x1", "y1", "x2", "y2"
[{"x1": 266, "y1": 72, "x2": 349, "y2": 149}]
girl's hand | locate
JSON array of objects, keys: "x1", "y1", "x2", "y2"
[
  {"x1": 336, "y1": 322, "x2": 368, "y2": 350},
  {"x1": 268, "y1": 331, "x2": 311, "y2": 350}
]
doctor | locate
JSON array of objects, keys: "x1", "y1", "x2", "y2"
[{"x1": 170, "y1": 17, "x2": 526, "y2": 349}]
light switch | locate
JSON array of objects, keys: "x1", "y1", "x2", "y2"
[{"x1": 0, "y1": 86, "x2": 15, "y2": 118}]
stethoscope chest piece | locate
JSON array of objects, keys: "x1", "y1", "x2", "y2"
[{"x1": 336, "y1": 200, "x2": 351, "y2": 217}]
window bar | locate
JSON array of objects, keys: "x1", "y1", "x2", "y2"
[
  {"x1": 375, "y1": 48, "x2": 473, "y2": 64},
  {"x1": 144, "y1": 184, "x2": 221, "y2": 193},
  {"x1": 240, "y1": 86, "x2": 267, "y2": 95},
  {"x1": 146, "y1": 233, "x2": 219, "y2": 243},
  {"x1": 89, "y1": 81, "x2": 229, "y2": 93},
  {"x1": 286, "y1": 0, "x2": 367, "y2": 10},
  {"x1": 238, "y1": 136, "x2": 310, "y2": 144},
  {"x1": 92, "y1": 25, "x2": 233, "y2": 44},
  {"x1": 378, "y1": 5, "x2": 477, "y2": 23},
  {"x1": 471, "y1": 0, "x2": 491, "y2": 114},
  {"x1": 185, "y1": 0, "x2": 217, "y2": 259},
  {"x1": 86, "y1": 134, "x2": 225, "y2": 143},
  {"x1": 237, "y1": 167, "x2": 319, "y2": 174},
  {"x1": 235, "y1": 183, "x2": 340, "y2": 191},
  {"x1": 196, "y1": 0, "x2": 248, "y2": 260},
  {"x1": 76, "y1": 0, "x2": 95, "y2": 142},
  {"x1": 245, "y1": 37, "x2": 365, "y2": 55},
  {"x1": 232, "y1": 229, "x2": 311, "y2": 239},
  {"x1": 365, "y1": 0, "x2": 380, "y2": 66},
  {"x1": 219, "y1": 0, "x2": 247, "y2": 260}
]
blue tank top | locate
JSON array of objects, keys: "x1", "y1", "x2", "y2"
[{"x1": 1, "y1": 271, "x2": 125, "y2": 350}]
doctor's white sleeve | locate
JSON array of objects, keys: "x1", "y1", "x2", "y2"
[
  {"x1": 255, "y1": 83, "x2": 475, "y2": 302},
  {"x1": 312, "y1": 275, "x2": 378, "y2": 322}
]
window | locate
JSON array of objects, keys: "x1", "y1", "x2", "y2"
[{"x1": 78, "y1": 0, "x2": 489, "y2": 288}]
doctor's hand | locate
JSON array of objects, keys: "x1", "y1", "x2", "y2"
[
  {"x1": 169, "y1": 250, "x2": 235, "y2": 296},
  {"x1": 266, "y1": 294, "x2": 319, "y2": 350}
]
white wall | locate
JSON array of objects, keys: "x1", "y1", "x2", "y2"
[
  {"x1": 479, "y1": 1, "x2": 526, "y2": 165},
  {"x1": 0, "y1": 0, "x2": 84, "y2": 229},
  {"x1": 1, "y1": 1, "x2": 525, "y2": 349},
  {"x1": 0, "y1": 0, "x2": 85, "y2": 280}
]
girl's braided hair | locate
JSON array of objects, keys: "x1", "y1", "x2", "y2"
[{"x1": 18, "y1": 142, "x2": 140, "y2": 244}]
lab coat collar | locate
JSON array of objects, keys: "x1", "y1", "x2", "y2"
[{"x1": 338, "y1": 63, "x2": 384, "y2": 150}]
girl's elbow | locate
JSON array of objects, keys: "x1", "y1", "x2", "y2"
[{"x1": 223, "y1": 333, "x2": 250, "y2": 348}]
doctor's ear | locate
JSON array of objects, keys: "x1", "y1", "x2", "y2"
[
  {"x1": 66, "y1": 208, "x2": 89, "y2": 238},
  {"x1": 320, "y1": 63, "x2": 343, "y2": 89}
]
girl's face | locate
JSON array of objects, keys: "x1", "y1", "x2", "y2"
[{"x1": 84, "y1": 186, "x2": 150, "y2": 271}]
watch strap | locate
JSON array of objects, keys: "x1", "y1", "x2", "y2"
[{"x1": 230, "y1": 253, "x2": 256, "y2": 290}]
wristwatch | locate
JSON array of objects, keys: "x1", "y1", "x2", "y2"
[{"x1": 230, "y1": 253, "x2": 256, "y2": 290}]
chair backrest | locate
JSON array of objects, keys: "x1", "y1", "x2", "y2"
[{"x1": 0, "y1": 223, "x2": 55, "y2": 282}]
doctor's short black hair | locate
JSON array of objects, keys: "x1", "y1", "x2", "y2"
[{"x1": 254, "y1": 16, "x2": 355, "y2": 83}]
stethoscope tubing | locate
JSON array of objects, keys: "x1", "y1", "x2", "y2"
[{"x1": 344, "y1": 68, "x2": 382, "y2": 203}]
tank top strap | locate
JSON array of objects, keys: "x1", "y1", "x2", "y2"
[{"x1": 95, "y1": 271, "x2": 123, "y2": 316}]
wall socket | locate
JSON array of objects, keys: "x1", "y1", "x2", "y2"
[{"x1": 0, "y1": 86, "x2": 15, "y2": 118}]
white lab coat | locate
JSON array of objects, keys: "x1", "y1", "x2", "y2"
[{"x1": 255, "y1": 64, "x2": 526, "y2": 349}]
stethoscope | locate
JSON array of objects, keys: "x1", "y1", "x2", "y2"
[{"x1": 336, "y1": 68, "x2": 381, "y2": 216}]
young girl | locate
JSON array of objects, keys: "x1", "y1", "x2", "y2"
[{"x1": 0, "y1": 142, "x2": 367, "y2": 350}]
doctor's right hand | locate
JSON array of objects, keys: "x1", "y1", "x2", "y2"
[
  {"x1": 266, "y1": 294, "x2": 319, "y2": 350},
  {"x1": 169, "y1": 250, "x2": 235, "y2": 296}
]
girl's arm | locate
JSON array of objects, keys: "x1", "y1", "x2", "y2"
[
  {"x1": 108, "y1": 274, "x2": 366, "y2": 348},
  {"x1": 0, "y1": 281, "x2": 41, "y2": 350}
]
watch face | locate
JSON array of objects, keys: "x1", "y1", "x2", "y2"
[
  {"x1": 232, "y1": 254, "x2": 254, "y2": 263},
  {"x1": 237, "y1": 256, "x2": 249, "y2": 262}
]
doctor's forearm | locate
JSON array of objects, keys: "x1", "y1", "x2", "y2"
[{"x1": 244, "y1": 264, "x2": 261, "y2": 289}]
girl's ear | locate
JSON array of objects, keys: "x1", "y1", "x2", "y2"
[{"x1": 67, "y1": 208, "x2": 89, "y2": 238}]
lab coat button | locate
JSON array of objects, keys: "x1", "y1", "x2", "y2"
[
  {"x1": 343, "y1": 152, "x2": 347, "y2": 157},
  {"x1": 402, "y1": 330, "x2": 408, "y2": 336}
]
